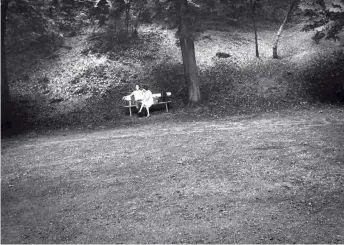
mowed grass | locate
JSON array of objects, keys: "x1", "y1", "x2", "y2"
[{"x1": 1, "y1": 106, "x2": 344, "y2": 243}]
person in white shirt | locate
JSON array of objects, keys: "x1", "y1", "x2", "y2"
[
  {"x1": 123, "y1": 84, "x2": 143, "y2": 109},
  {"x1": 138, "y1": 86, "x2": 154, "y2": 118}
]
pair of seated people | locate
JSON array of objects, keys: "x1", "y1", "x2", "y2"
[{"x1": 123, "y1": 85, "x2": 154, "y2": 118}]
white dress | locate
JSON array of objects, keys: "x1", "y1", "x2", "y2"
[{"x1": 142, "y1": 90, "x2": 154, "y2": 108}]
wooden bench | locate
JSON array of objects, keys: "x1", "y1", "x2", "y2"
[{"x1": 123, "y1": 92, "x2": 172, "y2": 116}]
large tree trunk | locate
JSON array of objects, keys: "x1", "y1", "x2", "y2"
[
  {"x1": 180, "y1": 36, "x2": 201, "y2": 104},
  {"x1": 177, "y1": 0, "x2": 201, "y2": 105},
  {"x1": 1, "y1": 0, "x2": 10, "y2": 120},
  {"x1": 273, "y1": 0, "x2": 299, "y2": 58}
]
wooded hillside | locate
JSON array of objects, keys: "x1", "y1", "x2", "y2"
[{"x1": 1, "y1": 0, "x2": 344, "y2": 133}]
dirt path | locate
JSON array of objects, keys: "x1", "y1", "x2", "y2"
[{"x1": 2, "y1": 106, "x2": 344, "y2": 243}]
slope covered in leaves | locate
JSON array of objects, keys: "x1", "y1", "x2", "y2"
[{"x1": 6, "y1": 22, "x2": 344, "y2": 130}]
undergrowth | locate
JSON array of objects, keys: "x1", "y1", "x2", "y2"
[
  {"x1": 3, "y1": 22, "x2": 344, "y2": 134},
  {"x1": 301, "y1": 50, "x2": 344, "y2": 103}
]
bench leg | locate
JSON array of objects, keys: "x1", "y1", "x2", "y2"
[
  {"x1": 165, "y1": 103, "x2": 168, "y2": 113},
  {"x1": 129, "y1": 101, "x2": 132, "y2": 117}
]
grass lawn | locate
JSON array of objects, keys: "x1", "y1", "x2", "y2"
[{"x1": 1, "y1": 106, "x2": 344, "y2": 243}]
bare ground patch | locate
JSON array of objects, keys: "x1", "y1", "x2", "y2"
[{"x1": 1, "y1": 107, "x2": 344, "y2": 243}]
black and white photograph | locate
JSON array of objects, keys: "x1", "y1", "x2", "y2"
[{"x1": 1, "y1": 0, "x2": 344, "y2": 243}]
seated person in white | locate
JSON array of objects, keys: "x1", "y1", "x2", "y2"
[
  {"x1": 138, "y1": 86, "x2": 154, "y2": 118},
  {"x1": 123, "y1": 84, "x2": 143, "y2": 109}
]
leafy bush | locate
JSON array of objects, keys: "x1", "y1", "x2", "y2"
[{"x1": 5, "y1": 1, "x2": 58, "y2": 53}]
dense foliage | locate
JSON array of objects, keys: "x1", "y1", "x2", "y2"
[{"x1": 300, "y1": 0, "x2": 344, "y2": 43}]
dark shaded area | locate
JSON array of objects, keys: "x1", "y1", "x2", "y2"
[
  {"x1": 1, "y1": 90, "x2": 64, "y2": 137},
  {"x1": 302, "y1": 50, "x2": 344, "y2": 104},
  {"x1": 1, "y1": 100, "x2": 40, "y2": 138},
  {"x1": 149, "y1": 63, "x2": 187, "y2": 105}
]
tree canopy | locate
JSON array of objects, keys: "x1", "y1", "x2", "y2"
[{"x1": 300, "y1": 0, "x2": 344, "y2": 43}]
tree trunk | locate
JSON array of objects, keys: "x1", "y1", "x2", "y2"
[
  {"x1": 251, "y1": 0, "x2": 259, "y2": 58},
  {"x1": 125, "y1": 8, "x2": 129, "y2": 33},
  {"x1": 273, "y1": 0, "x2": 299, "y2": 58},
  {"x1": 125, "y1": 0, "x2": 131, "y2": 33},
  {"x1": 180, "y1": 36, "x2": 201, "y2": 104},
  {"x1": 1, "y1": 0, "x2": 10, "y2": 128},
  {"x1": 177, "y1": 0, "x2": 201, "y2": 105},
  {"x1": 253, "y1": 17, "x2": 259, "y2": 58}
]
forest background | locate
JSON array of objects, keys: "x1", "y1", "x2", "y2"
[{"x1": 1, "y1": 0, "x2": 344, "y2": 134}]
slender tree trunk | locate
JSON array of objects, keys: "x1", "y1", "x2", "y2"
[
  {"x1": 253, "y1": 16, "x2": 259, "y2": 58},
  {"x1": 1, "y1": 0, "x2": 10, "y2": 128},
  {"x1": 177, "y1": 0, "x2": 201, "y2": 105},
  {"x1": 125, "y1": 8, "x2": 129, "y2": 33},
  {"x1": 251, "y1": 0, "x2": 259, "y2": 58},
  {"x1": 273, "y1": 0, "x2": 299, "y2": 58},
  {"x1": 125, "y1": 0, "x2": 131, "y2": 33}
]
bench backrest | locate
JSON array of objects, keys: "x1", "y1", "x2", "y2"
[{"x1": 123, "y1": 92, "x2": 171, "y2": 101}]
